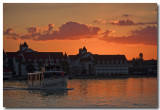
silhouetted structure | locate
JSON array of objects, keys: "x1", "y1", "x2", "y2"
[
  {"x1": 68, "y1": 46, "x2": 128, "y2": 75},
  {"x1": 4, "y1": 42, "x2": 67, "y2": 77},
  {"x1": 128, "y1": 53, "x2": 157, "y2": 75}
]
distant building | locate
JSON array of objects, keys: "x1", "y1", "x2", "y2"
[
  {"x1": 4, "y1": 42, "x2": 66, "y2": 76},
  {"x1": 68, "y1": 46, "x2": 94, "y2": 75},
  {"x1": 93, "y1": 55, "x2": 128, "y2": 75},
  {"x1": 18, "y1": 42, "x2": 36, "y2": 53},
  {"x1": 3, "y1": 43, "x2": 129, "y2": 77},
  {"x1": 68, "y1": 46, "x2": 128, "y2": 75}
]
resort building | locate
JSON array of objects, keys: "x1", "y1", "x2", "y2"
[
  {"x1": 4, "y1": 42, "x2": 65, "y2": 76},
  {"x1": 68, "y1": 47, "x2": 95, "y2": 75},
  {"x1": 3, "y1": 42, "x2": 129, "y2": 77},
  {"x1": 68, "y1": 47, "x2": 128, "y2": 75},
  {"x1": 93, "y1": 55, "x2": 128, "y2": 75}
]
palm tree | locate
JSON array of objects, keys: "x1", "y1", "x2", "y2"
[{"x1": 139, "y1": 53, "x2": 143, "y2": 61}]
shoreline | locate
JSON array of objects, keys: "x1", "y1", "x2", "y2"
[
  {"x1": 69, "y1": 74, "x2": 157, "y2": 79},
  {"x1": 3, "y1": 74, "x2": 157, "y2": 81}
]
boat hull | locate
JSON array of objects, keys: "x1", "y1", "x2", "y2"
[{"x1": 28, "y1": 77, "x2": 68, "y2": 90}]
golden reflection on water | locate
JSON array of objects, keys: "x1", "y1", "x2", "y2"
[
  {"x1": 3, "y1": 77, "x2": 157, "y2": 108},
  {"x1": 67, "y1": 78, "x2": 157, "y2": 107}
]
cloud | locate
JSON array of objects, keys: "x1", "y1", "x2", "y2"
[
  {"x1": 4, "y1": 21, "x2": 100, "y2": 41},
  {"x1": 48, "y1": 24, "x2": 54, "y2": 32},
  {"x1": 4, "y1": 28, "x2": 14, "y2": 35},
  {"x1": 111, "y1": 19, "x2": 134, "y2": 26},
  {"x1": 110, "y1": 19, "x2": 157, "y2": 26},
  {"x1": 4, "y1": 28, "x2": 19, "y2": 36},
  {"x1": 54, "y1": 21, "x2": 100, "y2": 39},
  {"x1": 4, "y1": 28, "x2": 19, "y2": 40},
  {"x1": 93, "y1": 19, "x2": 107, "y2": 24},
  {"x1": 102, "y1": 26, "x2": 157, "y2": 46},
  {"x1": 122, "y1": 14, "x2": 132, "y2": 17},
  {"x1": 26, "y1": 27, "x2": 39, "y2": 34},
  {"x1": 136, "y1": 22, "x2": 157, "y2": 25},
  {"x1": 93, "y1": 18, "x2": 157, "y2": 26}
]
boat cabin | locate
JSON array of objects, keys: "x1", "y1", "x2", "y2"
[
  {"x1": 28, "y1": 65, "x2": 66, "y2": 88},
  {"x1": 45, "y1": 64, "x2": 62, "y2": 72}
]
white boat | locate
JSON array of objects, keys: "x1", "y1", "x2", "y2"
[{"x1": 28, "y1": 65, "x2": 68, "y2": 90}]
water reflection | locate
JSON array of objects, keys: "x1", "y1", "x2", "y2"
[
  {"x1": 28, "y1": 89, "x2": 68, "y2": 97},
  {"x1": 3, "y1": 77, "x2": 157, "y2": 108},
  {"x1": 67, "y1": 78, "x2": 157, "y2": 107}
]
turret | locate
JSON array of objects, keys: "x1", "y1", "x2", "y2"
[
  {"x1": 23, "y1": 42, "x2": 28, "y2": 47},
  {"x1": 21, "y1": 42, "x2": 29, "y2": 51},
  {"x1": 79, "y1": 46, "x2": 87, "y2": 55},
  {"x1": 64, "y1": 52, "x2": 67, "y2": 59},
  {"x1": 19, "y1": 43, "x2": 22, "y2": 51}
]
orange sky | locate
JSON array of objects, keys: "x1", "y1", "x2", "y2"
[{"x1": 3, "y1": 3, "x2": 157, "y2": 60}]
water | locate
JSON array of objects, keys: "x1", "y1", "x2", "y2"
[{"x1": 3, "y1": 77, "x2": 157, "y2": 108}]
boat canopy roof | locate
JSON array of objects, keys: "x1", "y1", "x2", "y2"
[
  {"x1": 45, "y1": 64, "x2": 61, "y2": 68},
  {"x1": 28, "y1": 71, "x2": 41, "y2": 75}
]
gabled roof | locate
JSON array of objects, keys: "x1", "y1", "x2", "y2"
[
  {"x1": 22, "y1": 42, "x2": 28, "y2": 47},
  {"x1": 93, "y1": 55, "x2": 127, "y2": 61},
  {"x1": 83, "y1": 46, "x2": 87, "y2": 51},
  {"x1": 68, "y1": 55, "x2": 80, "y2": 61},
  {"x1": 69, "y1": 52, "x2": 93, "y2": 62},
  {"x1": 6, "y1": 52, "x2": 17, "y2": 59},
  {"x1": 23, "y1": 52, "x2": 64, "y2": 60},
  {"x1": 17, "y1": 48, "x2": 36, "y2": 53},
  {"x1": 6, "y1": 52, "x2": 64, "y2": 61},
  {"x1": 6, "y1": 52, "x2": 24, "y2": 61}
]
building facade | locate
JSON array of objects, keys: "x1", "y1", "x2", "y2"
[
  {"x1": 3, "y1": 42, "x2": 129, "y2": 76},
  {"x1": 93, "y1": 55, "x2": 128, "y2": 75},
  {"x1": 68, "y1": 47, "x2": 128, "y2": 75},
  {"x1": 4, "y1": 42, "x2": 66, "y2": 76},
  {"x1": 68, "y1": 47, "x2": 94, "y2": 75}
]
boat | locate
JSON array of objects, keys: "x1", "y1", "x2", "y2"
[{"x1": 28, "y1": 64, "x2": 68, "y2": 90}]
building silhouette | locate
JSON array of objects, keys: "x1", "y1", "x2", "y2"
[
  {"x1": 4, "y1": 42, "x2": 129, "y2": 77},
  {"x1": 68, "y1": 46, "x2": 128, "y2": 75}
]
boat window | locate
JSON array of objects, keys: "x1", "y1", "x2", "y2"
[
  {"x1": 44, "y1": 73, "x2": 52, "y2": 79},
  {"x1": 29, "y1": 75, "x2": 32, "y2": 80},
  {"x1": 41, "y1": 73, "x2": 44, "y2": 80},
  {"x1": 44, "y1": 73, "x2": 56, "y2": 79},
  {"x1": 37, "y1": 74, "x2": 40, "y2": 80},
  {"x1": 33, "y1": 75, "x2": 35, "y2": 80},
  {"x1": 28, "y1": 75, "x2": 30, "y2": 80}
]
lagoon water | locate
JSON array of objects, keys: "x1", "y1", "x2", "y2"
[{"x1": 3, "y1": 77, "x2": 157, "y2": 108}]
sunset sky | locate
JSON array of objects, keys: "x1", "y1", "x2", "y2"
[{"x1": 3, "y1": 3, "x2": 157, "y2": 60}]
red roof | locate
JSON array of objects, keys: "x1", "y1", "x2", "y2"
[
  {"x1": 3, "y1": 67, "x2": 12, "y2": 72},
  {"x1": 93, "y1": 55, "x2": 127, "y2": 61},
  {"x1": 6, "y1": 52, "x2": 17, "y2": 58},
  {"x1": 6, "y1": 52, "x2": 64, "y2": 61},
  {"x1": 69, "y1": 54, "x2": 127, "y2": 62},
  {"x1": 22, "y1": 42, "x2": 28, "y2": 47},
  {"x1": 23, "y1": 52, "x2": 64, "y2": 60},
  {"x1": 69, "y1": 55, "x2": 79, "y2": 61},
  {"x1": 6, "y1": 52, "x2": 24, "y2": 60}
]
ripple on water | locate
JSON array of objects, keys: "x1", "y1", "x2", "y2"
[{"x1": 3, "y1": 78, "x2": 157, "y2": 108}]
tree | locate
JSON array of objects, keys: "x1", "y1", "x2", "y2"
[{"x1": 139, "y1": 53, "x2": 143, "y2": 61}]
